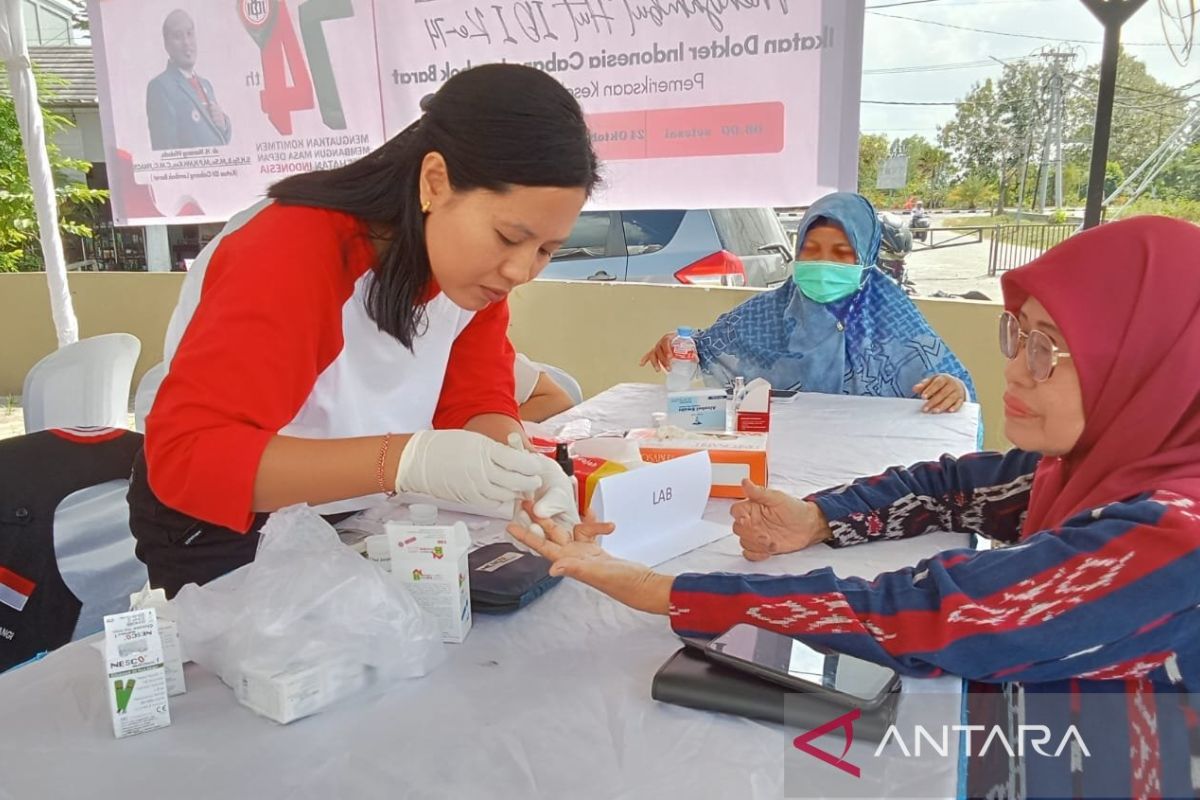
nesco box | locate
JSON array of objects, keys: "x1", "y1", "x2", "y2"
[{"x1": 103, "y1": 609, "x2": 171, "y2": 739}]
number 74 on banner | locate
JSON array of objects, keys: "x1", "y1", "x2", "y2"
[{"x1": 239, "y1": 0, "x2": 354, "y2": 135}]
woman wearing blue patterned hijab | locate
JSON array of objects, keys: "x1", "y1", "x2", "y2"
[{"x1": 642, "y1": 192, "x2": 975, "y2": 412}]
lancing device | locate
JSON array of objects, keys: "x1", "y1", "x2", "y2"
[{"x1": 507, "y1": 432, "x2": 543, "y2": 538}]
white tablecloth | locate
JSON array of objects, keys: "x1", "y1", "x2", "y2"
[{"x1": 0, "y1": 386, "x2": 980, "y2": 800}]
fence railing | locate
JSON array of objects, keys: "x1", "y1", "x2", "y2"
[
  {"x1": 987, "y1": 224, "x2": 1078, "y2": 275},
  {"x1": 914, "y1": 226, "x2": 985, "y2": 250}
]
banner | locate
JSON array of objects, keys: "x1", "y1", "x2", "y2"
[
  {"x1": 876, "y1": 155, "x2": 908, "y2": 190},
  {"x1": 90, "y1": 0, "x2": 864, "y2": 226}
]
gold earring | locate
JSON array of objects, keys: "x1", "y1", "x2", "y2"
[{"x1": 421, "y1": 200, "x2": 431, "y2": 214}]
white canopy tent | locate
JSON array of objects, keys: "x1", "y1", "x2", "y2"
[{"x1": 1, "y1": 0, "x2": 78, "y2": 347}]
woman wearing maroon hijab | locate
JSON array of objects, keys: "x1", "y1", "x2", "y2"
[{"x1": 511, "y1": 216, "x2": 1200, "y2": 797}]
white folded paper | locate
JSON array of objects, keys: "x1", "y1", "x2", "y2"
[{"x1": 589, "y1": 451, "x2": 728, "y2": 566}]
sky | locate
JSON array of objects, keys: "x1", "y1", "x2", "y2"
[{"x1": 859, "y1": 0, "x2": 1199, "y2": 142}]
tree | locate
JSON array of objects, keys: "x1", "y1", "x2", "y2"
[
  {"x1": 1154, "y1": 142, "x2": 1200, "y2": 201},
  {"x1": 939, "y1": 67, "x2": 1050, "y2": 212},
  {"x1": 857, "y1": 132, "x2": 890, "y2": 206},
  {"x1": 940, "y1": 57, "x2": 1102, "y2": 211},
  {"x1": 857, "y1": 133, "x2": 951, "y2": 208},
  {"x1": 947, "y1": 173, "x2": 997, "y2": 211},
  {"x1": 938, "y1": 77, "x2": 1002, "y2": 178},
  {"x1": 995, "y1": 60, "x2": 1093, "y2": 211},
  {"x1": 1103, "y1": 161, "x2": 1125, "y2": 198},
  {"x1": 901, "y1": 134, "x2": 952, "y2": 207},
  {"x1": 938, "y1": 65, "x2": 1056, "y2": 209},
  {"x1": 876, "y1": 49, "x2": 1192, "y2": 212},
  {"x1": 1062, "y1": 161, "x2": 1088, "y2": 203},
  {"x1": 71, "y1": 2, "x2": 89, "y2": 34},
  {"x1": 0, "y1": 75, "x2": 106, "y2": 272},
  {"x1": 1072, "y1": 48, "x2": 1194, "y2": 177}
]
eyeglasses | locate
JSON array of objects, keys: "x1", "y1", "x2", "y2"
[{"x1": 998, "y1": 311, "x2": 1072, "y2": 382}]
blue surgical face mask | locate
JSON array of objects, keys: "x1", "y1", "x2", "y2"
[{"x1": 792, "y1": 260, "x2": 865, "y2": 304}]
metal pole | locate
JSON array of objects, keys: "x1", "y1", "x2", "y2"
[
  {"x1": 1080, "y1": 0, "x2": 1149, "y2": 228},
  {"x1": 1015, "y1": 128, "x2": 1033, "y2": 223},
  {"x1": 1036, "y1": 112, "x2": 1053, "y2": 213},
  {"x1": 997, "y1": 151, "x2": 1007, "y2": 214},
  {"x1": 1054, "y1": 72, "x2": 1065, "y2": 209},
  {"x1": 1083, "y1": 24, "x2": 1120, "y2": 227}
]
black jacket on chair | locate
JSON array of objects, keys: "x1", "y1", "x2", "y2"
[{"x1": 0, "y1": 428, "x2": 142, "y2": 671}]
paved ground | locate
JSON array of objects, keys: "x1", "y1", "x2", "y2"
[
  {"x1": 903, "y1": 228, "x2": 1051, "y2": 301},
  {"x1": 0, "y1": 401, "x2": 135, "y2": 441},
  {"x1": 0, "y1": 401, "x2": 24, "y2": 440},
  {"x1": 906, "y1": 235, "x2": 1002, "y2": 300}
]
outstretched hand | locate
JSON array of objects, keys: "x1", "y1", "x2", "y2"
[{"x1": 506, "y1": 502, "x2": 673, "y2": 615}]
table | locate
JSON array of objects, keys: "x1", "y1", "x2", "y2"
[{"x1": 0, "y1": 386, "x2": 980, "y2": 800}]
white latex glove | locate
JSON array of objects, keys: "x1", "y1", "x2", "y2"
[
  {"x1": 395, "y1": 430, "x2": 543, "y2": 516},
  {"x1": 528, "y1": 454, "x2": 582, "y2": 529}
]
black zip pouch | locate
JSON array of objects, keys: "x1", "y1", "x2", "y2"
[{"x1": 468, "y1": 543, "x2": 562, "y2": 614}]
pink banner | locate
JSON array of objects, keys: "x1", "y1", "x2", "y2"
[{"x1": 90, "y1": 0, "x2": 863, "y2": 225}]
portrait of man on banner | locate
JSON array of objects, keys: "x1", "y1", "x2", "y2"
[{"x1": 146, "y1": 9, "x2": 233, "y2": 151}]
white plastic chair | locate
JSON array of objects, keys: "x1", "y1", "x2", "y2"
[
  {"x1": 54, "y1": 479, "x2": 148, "y2": 640},
  {"x1": 536, "y1": 362, "x2": 584, "y2": 406},
  {"x1": 134, "y1": 362, "x2": 167, "y2": 433},
  {"x1": 22, "y1": 333, "x2": 141, "y2": 433}
]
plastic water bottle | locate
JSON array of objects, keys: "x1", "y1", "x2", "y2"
[
  {"x1": 727, "y1": 376, "x2": 745, "y2": 432},
  {"x1": 666, "y1": 327, "x2": 699, "y2": 391}
]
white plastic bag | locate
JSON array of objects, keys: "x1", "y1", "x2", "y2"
[{"x1": 174, "y1": 505, "x2": 444, "y2": 723}]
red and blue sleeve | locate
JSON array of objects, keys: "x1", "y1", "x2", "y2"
[
  {"x1": 670, "y1": 492, "x2": 1200, "y2": 683},
  {"x1": 811, "y1": 450, "x2": 1042, "y2": 547}
]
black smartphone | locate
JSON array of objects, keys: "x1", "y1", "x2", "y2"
[
  {"x1": 769, "y1": 388, "x2": 800, "y2": 399},
  {"x1": 704, "y1": 623, "x2": 900, "y2": 709},
  {"x1": 677, "y1": 635, "x2": 710, "y2": 653}
]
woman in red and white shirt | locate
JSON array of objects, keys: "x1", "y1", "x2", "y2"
[{"x1": 129, "y1": 65, "x2": 599, "y2": 596}]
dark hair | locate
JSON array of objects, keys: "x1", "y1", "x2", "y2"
[
  {"x1": 269, "y1": 64, "x2": 600, "y2": 348},
  {"x1": 162, "y1": 9, "x2": 192, "y2": 38}
]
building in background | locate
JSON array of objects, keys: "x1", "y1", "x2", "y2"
[{"x1": 23, "y1": 0, "x2": 82, "y2": 46}]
